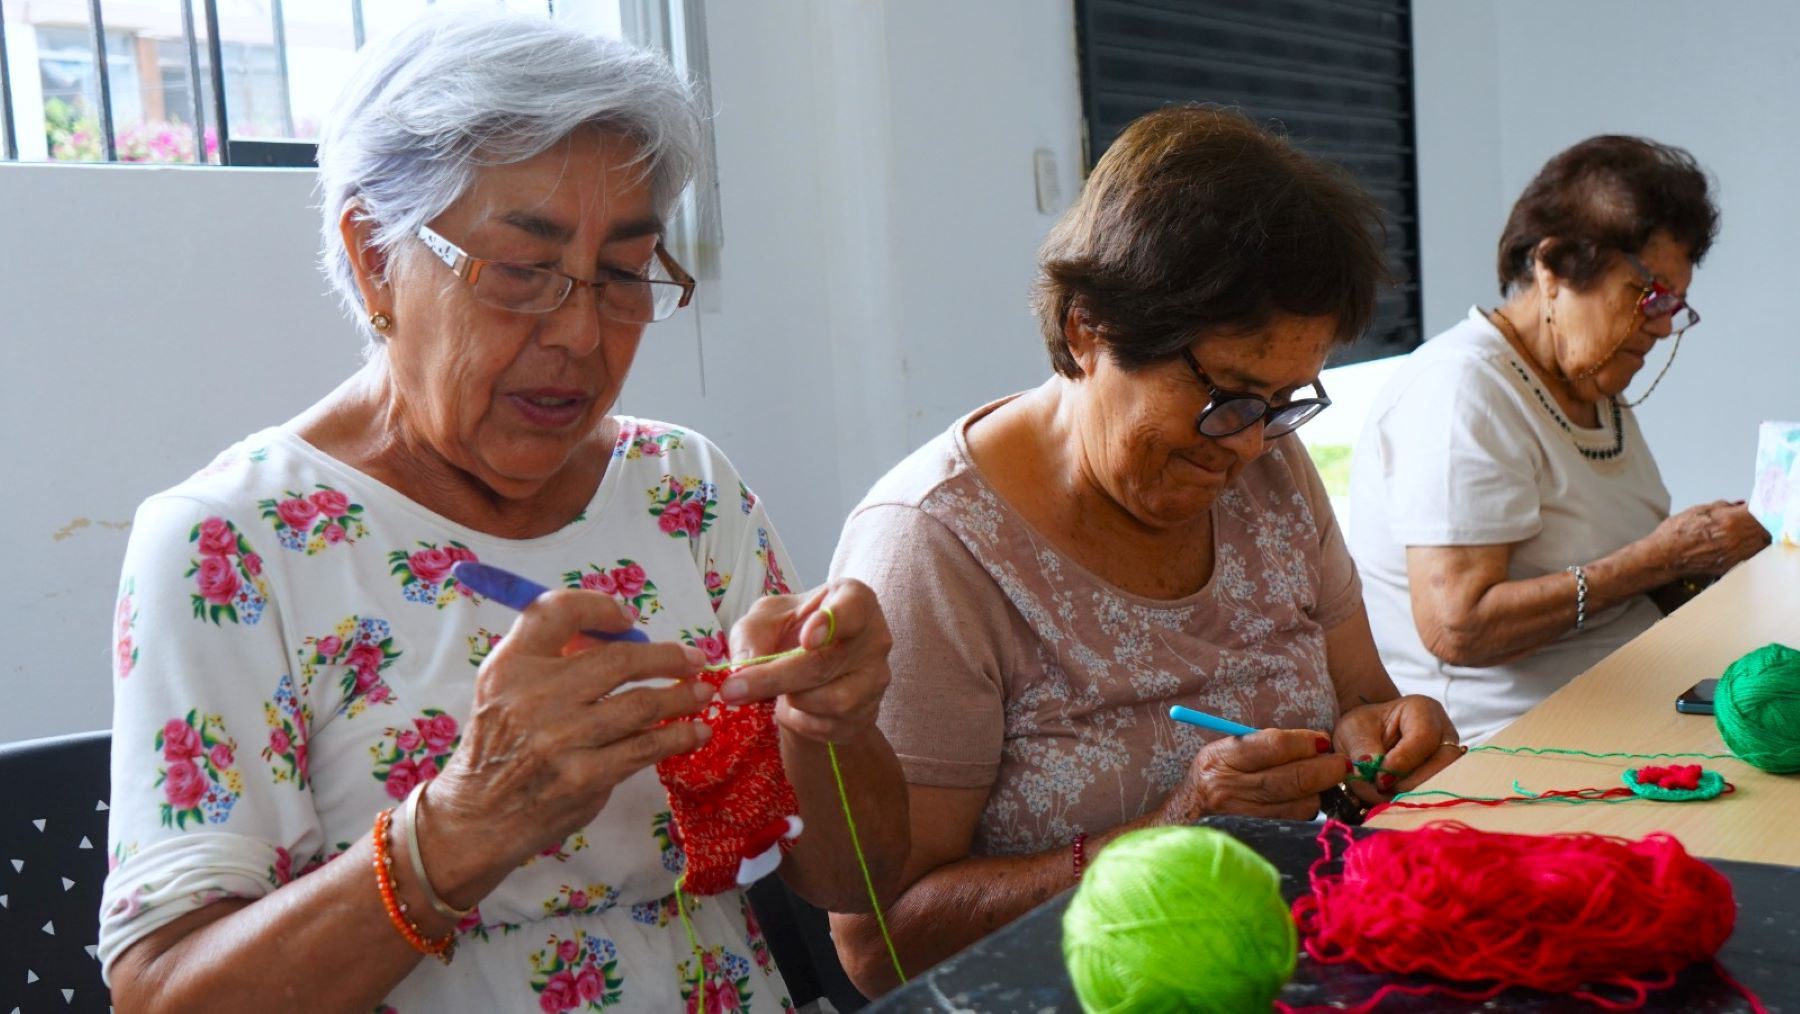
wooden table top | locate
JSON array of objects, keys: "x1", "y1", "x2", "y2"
[{"x1": 1367, "y1": 544, "x2": 1800, "y2": 866}]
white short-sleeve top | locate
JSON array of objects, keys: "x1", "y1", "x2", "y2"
[{"x1": 1348, "y1": 307, "x2": 1671, "y2": 743}]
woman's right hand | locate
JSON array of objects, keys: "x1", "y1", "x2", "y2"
[
  {"x1": 1645, "y1": 500, "x2": 1771, "y2": 578},
  {"x1": 415, "y1": 590, "x2": 714, "y2": 906},
  {"x1": 1158, "y1": 729, "x2": 1349, "y2": 823}
]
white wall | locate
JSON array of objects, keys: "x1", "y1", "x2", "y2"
[
  {"x1": 1412, "y1": 0, "x2": 1800, "y2": 514},
  {"x1": 0, "y1": 165, "x2": 357, "y2": 743},
  {"x1": 0, "y1": 0, "x2": 1083, "y2": 743}
]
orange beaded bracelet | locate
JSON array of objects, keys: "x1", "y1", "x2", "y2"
[{"x1": 372, "y1": 807, "x2": 456, "y2": 964}]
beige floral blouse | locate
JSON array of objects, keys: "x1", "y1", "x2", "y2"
[{"x1": 830, "y1": 399, "x2": 1359, "y2": 856}]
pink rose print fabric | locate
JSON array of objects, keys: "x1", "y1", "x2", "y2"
[
  {"x1": 114, "y1": 577, "x2": 139, "y2": 679},
  {"x1": 682, "y1": 627, "x2": 731, "y2": 666},
  {"x1": 703, "y1": 563, "x2": 731, "y2": 614},
  {"x1": 389, "y1": 539, "x2": 481, "y2": 608},
  {"x1": 155, "y1": 711, "x2": 240, "y2": 829},
  {"x1": 562, "y1": 560, "x2": 662, "y2": 623},
  {"x1": 616, "y1": 421, "x2": 686, "y2": 461},
  {"x1": 100, "y1": 420, "x2": 800, "y2": 1011},
  {"x1": 185, "y1": 517, "x2": 267, "y2": 624},
  {"x1": 647, "y1": 475, "x2": 719, "y2": 540},
  {"x1": 542, "y1": 882, "x2": 620, "y2": 918},
  {"x1": 261, "y1": 672, "x2": 312, "y2": 788},
  {"x1": 259, "y1": 485, "x2": 369, "y2": 554},
  {"x1": 467, "y1": 627, "x2": 503, "y2": 668},
  {"x1": 530, "y1": 931, "x2": 626, "y2": 1011},
  {"x1": 756, "y1": 529, "x2": 789, "y2": 596},
  {"x1": 679, "y1": 946, "x2": 756, "y2": 1014},
  {"x1": 371, "y1": 709, "x2": 461, "y2": 800},
  {"x1": 297, "y1": 616, "x2": 402, "y2": 720}
]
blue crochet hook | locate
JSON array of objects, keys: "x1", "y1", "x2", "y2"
[
  {"x1": 1171, "y1": 705, "x2": 1370, "y2": 822},
  {"x1": 452, "y1": 561, "x2": 650, "y2": 643},
  {"x1": 1168, "y1": 705, "x2": 1256, "y2": 737}
]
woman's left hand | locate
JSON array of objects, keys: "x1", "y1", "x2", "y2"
[
  {"x1": 1334, "y1": 695, "x2": 1464, "y2": 802},
  {"x1": 718, "y1": 579, "x2": 894, "y2": 744}
]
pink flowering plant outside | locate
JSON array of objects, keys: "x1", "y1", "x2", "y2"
[{"x1": 45, "y1": 100, "x2": 220, "y2": 163}]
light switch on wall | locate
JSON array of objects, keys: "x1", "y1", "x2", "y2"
[{"x1": 1033, "y1": 148, "x2": 1062, "y2": 214}]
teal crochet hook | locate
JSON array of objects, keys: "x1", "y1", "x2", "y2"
[{"x1": 1169, "y1": 705, "x2": 1256, "y2": 737}]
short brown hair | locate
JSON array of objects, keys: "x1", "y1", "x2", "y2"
[
  {"x1": 1497, "y1": 135, "x2": 1718, "y2": 294},
  {"x1": 1033, "y1": 105, "x2": 1388, "y2": 379}
]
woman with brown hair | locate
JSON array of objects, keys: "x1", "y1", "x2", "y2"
[
  {"x1": 1348, "y1": 135, "x2": 1769, "y2": 746},
  {"x1": 825, "y1": 106, "x2": 1461, "y2": 993}
]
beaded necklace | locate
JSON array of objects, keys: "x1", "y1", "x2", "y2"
[{"x1": 1488, "y1": 308, "x2": 1626, "y2": 462}]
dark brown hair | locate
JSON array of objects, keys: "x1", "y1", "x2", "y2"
[
  {"x1": 1033, "y1": 105, "x2": 1388, "y2": 378},
  {"x1": 1497, "y1": 135, "x2": 1718, "y2": 294}
]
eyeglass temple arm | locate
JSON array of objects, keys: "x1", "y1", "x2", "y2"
[
  {"x1": 655, "y1": 243, "x2": 698, "y2": 307},
  {"x1": 417, "y1": 225, "x2": 477, "y2": 282}
]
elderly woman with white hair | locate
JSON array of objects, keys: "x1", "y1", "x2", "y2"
[{"x1": 98, "y1": 12, "x2": 907, "y2": 1012}]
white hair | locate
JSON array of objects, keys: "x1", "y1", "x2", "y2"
[{"x1": 315, "y1": 10, "x2": 701, "y2": 338}]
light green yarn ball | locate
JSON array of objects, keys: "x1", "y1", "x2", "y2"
[
  {"x1": 1061, "y1": 826, "x2": 1297, "y2": 1014},
  {"x1": 1717, "y1": 642, "x2": 1800, "y2": 774}
]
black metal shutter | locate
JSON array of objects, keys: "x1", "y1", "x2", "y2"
[{"x1": 1075, "y1": 0, "x2": 1422, "y2": 365}]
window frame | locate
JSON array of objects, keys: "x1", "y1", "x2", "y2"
[{"x1": 0, "y1": 0, "x2": 577, "y2": 169}]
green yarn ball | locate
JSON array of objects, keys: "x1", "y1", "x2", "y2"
[
  {"x1": 1716, "y1": 642, "x2": 1800, "y2": 774},
  {"x1": 1061, "y1": 826, "x2": 1297, "y2": 1014}
]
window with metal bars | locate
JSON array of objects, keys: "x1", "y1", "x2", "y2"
[
  {"x1": 0, "y1": 1, "x2": 613, "y2": 168},
  {"x1": 1075, "y1": 0, "x2": 1422, "y2": 366}
]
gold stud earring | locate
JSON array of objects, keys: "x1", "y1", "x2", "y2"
[{"x1": 369, "y1": 311, "x2": 393, "y2": 333}]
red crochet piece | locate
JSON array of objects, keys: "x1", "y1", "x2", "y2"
[
  {"x1": 655, "y1": 665, "x2": 799, "y2": 896},
  {"x1": 1636, "y1": 764, "x2": 1704, "y2": 791}
]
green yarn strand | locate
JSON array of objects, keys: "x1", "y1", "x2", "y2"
[
  {"x1": 1468, "y1": 745, "x2": 1737, "y2": 762},
  {"x1": 1716, "y1": 642, "x2": 1800, "y2": 773}
]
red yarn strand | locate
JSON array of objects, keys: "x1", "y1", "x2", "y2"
[{"x1": 1365, "y1": 781, "x2": 1736, "y2": 820}]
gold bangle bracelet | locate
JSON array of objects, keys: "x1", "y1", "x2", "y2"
[{"x1": 402, "y1": 782, "x2": 475, "y2": 922}]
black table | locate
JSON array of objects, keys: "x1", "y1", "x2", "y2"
[{"x1": 869, "y1": 816, "x2": 1798, "y2": 1012}]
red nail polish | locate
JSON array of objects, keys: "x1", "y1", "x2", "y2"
[
  {"x1": 1344, "y1": 758, "x2": 1354, "y2": 774},
  {"x1": 1378, "y1": 773, "x2": 1396, "y2": 790},
  {"x1": 1357, "y1": 754, "x2": 1372, "y2": 762},
  {"x1": 1316, "y1": 736, "x2": 1331, "y2": 754}
]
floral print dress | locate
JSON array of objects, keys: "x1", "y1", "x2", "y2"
[{"x1": 99, "y1": 419, "x2": 800, "y2": 1013}]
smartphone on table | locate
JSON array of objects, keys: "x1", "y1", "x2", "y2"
[{"x1": 1675, "y1": 678, "x2": 1718, "y2": 716}]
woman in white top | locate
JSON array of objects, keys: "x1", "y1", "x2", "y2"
[
  {"x1": 99, "y1": 12, "x2": 907, "y2": 1012},
  {"x1": 1349, "y1": 136, "x2": 1769, "y2": 744}
]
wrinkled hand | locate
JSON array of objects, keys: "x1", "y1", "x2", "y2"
[
  {"x1": 1334, "y1": 695, "x2": 1462, "y2": 803},
  {"x1": 1160, "y1": 729, "x2": 1349, "y2": 823},
  {"x1": 719, "y1": 579, "x2": 894, "y2": 745},
  {"x1": 424, "y1": 590, "x2": 713, "y2": 879},
  {"x1": 1650, "y1": 500, "x2": 1771, "y2": 578}
]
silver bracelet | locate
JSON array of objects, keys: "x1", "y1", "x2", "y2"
[
  {"x1": 403, "y1": 781, "x2": 475, "y2": 921},
  {"x1": 1565, "y1": 564, "x2": 1588, "y2": 632}
]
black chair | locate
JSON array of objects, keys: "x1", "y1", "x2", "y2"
[
  {"x1": 746, "y1": 876, "x2": 869, "y2": 1012},
  {"x1": 0, "y1": 730, "x2": 114, "y2": 1013}
]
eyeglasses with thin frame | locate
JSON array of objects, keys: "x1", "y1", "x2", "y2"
[
  {"x1": 1623, "y1": 253, "x2": 1698, "y2": 333},
  {"x1": 1178, "y1": 349, "x2": 1331, "y2": 439},
  {"x1": 416, "y1": 224, "x2": 695, "y2": 323}
]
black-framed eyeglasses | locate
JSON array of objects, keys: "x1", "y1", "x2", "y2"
[
  {"x1": 1179, "y1": 349, "x2": 1331, "y2": 438},
  {"x1": 416, "y1": 224, "x2": 696, "y2": 323},
  {"x1": 1623, "y1": 253, "x2": 1698, "y2": 333}
]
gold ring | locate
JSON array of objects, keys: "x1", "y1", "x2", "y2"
[{"x1": 1443, "y1": 739, "x2": 1468, "y2": 755}]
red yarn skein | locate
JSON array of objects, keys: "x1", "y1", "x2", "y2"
[{"x1": 1289, "y1": 821, "x2": 1739, "y2": 1011}]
